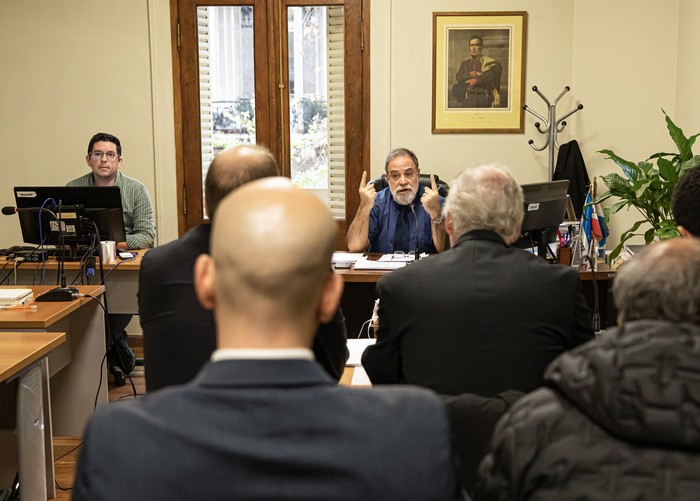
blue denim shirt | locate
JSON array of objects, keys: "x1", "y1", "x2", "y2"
[{"x1": 367, "y1": 186, "x2": 444, "y2": 254}]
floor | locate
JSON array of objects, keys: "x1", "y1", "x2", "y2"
[{"x1": 50, "y1": 341, "x2": 145, "y2": 501}]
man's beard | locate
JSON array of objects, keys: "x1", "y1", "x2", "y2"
[{"x1": 390, "y1": 183, "x2": 418, "y2": 206}]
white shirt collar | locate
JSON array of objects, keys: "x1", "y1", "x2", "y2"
[{"x1": 211, "y1": 348, "x2": 315, "y2": 362}]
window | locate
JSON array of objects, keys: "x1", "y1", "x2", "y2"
[{"x1": 172, "y1": 0, "x2": 369, "y2": 242}]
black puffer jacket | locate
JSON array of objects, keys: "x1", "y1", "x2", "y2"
[{"x1": 475, "y1": 320, "x2": 700, "y2": 500}]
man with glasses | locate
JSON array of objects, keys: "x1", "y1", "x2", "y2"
[
  {"x1": 68, "y1": 132, "x2": 155, "y2": 250},
  {"x1": 346, "y1": 147, "x2": 446, "y2": 254},
  {"x1": 68, "y1": 132, "x2": 156, "y2": 382}
]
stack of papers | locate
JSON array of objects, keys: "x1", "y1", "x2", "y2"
[
  {"x1": 352, "y1": 258, "x2": 406, "y2": 271},
  {"x1": 0, "y1": 288, "x2": 33, "y2": 305},
  {"x1": 332, "y1": 252, "x2": 364, "y2": 264}
]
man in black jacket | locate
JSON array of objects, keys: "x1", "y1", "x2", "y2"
[
  {"x1": 672, "y1": 164, "x2": 700, "y2": 237},
  {"x1": 139, "y1": 145, "x2": 348, "y2": 392},
  {"x1": 362, "y1": 164, "x2": 594, "y2": 396},
  {"x1": 476, "y1": 238, "x2": 700, "y2": 500}
]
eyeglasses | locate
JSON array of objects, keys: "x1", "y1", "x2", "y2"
[{"x1": 90, "y1": 151, "x2": 119, "y2": 160}]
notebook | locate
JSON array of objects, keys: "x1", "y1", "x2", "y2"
[{"x1": 0, "y1": 288, "x2": 33, "y2": 305}]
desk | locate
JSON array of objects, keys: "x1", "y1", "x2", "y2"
[
  {"x1": 0, "y1": 285, "x2": 107, "y2": 434},
  {"x1": 3, "y1": 249, "x2": 147, "y2": 314},
  {"x1": 0, "y1": 331, "x2": 66, "y2": 500},
  {"x1": 335, "y1": 255, "x2": 617, "y2": 337},
  {"x1": 578, "y1": 264, "x2": 617, "y2": 330}
]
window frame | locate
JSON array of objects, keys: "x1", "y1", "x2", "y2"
[{"x1": 170, "y1": 0, "x2": 369, "y2": 248}]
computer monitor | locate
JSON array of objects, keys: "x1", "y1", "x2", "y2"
[
  {"x1": 13, "y1": 186, "x2": 126, "y2": 259},
  {"x1": 515, "y1": 180, "x2": 570, "y2": 259}
]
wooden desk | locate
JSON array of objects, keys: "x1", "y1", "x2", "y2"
[
  {"x1": 335, "y1": 256, "x2": 617, "y2": 336},
  {"x1": 0, "y1": 285, "x2": 107, "y2": 435},
  {"x1": 577, "y1": 263, "x2": 617, "y2": 329},
  {"x1": 3, "y1": 249, "x2": 147, "y2": 314},
  {"x1": 0, "y1": 331, "x2": 66, "y2": 500}
]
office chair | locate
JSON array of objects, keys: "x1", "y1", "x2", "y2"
[{"x1": 370, "y1": 173, "x2": 450, "y2": 197}]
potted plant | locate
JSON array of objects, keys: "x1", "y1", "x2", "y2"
[{"x1": 595, "y1": 111, "x2": 700, "y2": 259}]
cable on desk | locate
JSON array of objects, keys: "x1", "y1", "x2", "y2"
[
  {"x1": 356, "y1": 318, "x2": 371, "y2": 338},
  {"x1": 0, "y1": 259, "x2": 14, "y2": 285}
]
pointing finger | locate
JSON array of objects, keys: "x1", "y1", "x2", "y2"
[
  {"x1": 360, "y1": 171, "x2": 367, "y2": 187},
  {"x1": 430, "y1": 174, "x2": 438, "y2": 191}
]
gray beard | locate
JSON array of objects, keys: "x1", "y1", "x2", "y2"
[{"x1": 390, "y1": 184, "x2": 417, "y2": 206}]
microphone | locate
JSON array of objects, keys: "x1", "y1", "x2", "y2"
[
  {"x1": 2, "y1": 206, "x2": 18, "y2": 215},
  {"x1": 409, "y1": 203, "x2": 420, "y2": 261}
]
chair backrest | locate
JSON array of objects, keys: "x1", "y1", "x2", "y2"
[{"x1": 370, "y1": 173, "x2": 450, "y2": 197}]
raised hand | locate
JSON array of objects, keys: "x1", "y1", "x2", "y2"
[
  {"x1": 420, "y1": 175, "x2": 442, "y2": 220},
  {"x1": 358, "y1": 171, "x2": 377, "y2": 209}
]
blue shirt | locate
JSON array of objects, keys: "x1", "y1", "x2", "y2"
[{"x1": 368, "y1": 186, "x2": 444, "y2": 254}]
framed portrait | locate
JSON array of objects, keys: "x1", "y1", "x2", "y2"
[{"x1": 432, "y1": 11, "x2": 527, "y2": 133}]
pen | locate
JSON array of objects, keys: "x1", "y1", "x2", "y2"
[{"x1": 0, "y1": 304, "x2": 38, "y2": 311}]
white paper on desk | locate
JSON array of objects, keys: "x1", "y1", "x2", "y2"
[
  {"x1": 352, "y1": 259, "x2": 406, "y2": 270},
  {"x1": 351, "y1": 366, "x2": 372, "y2": 386},
  {"x1": 377, "y1": 253, "x2": 427, "y2": 262},
  {"x1": 346, "y1": 338, "x2": 376, "y2": 366},
  {"x1": 331, "y1": 252, "x2": 364, "y2": 264}
]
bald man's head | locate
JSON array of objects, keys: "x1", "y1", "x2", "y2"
[
  {"x1": 197, "y1": 178, "x2": 340, "y2": 345},
  {"x1": 205, "y1": 144, "x2": 279, "y2": 220}
]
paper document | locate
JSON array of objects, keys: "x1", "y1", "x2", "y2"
[
  {"x1": 331, "y1": 252, "x2": 364, "y2": 264},
  {"x1": 377, "y1": 253, "x2": 427, "y2": 262},
  {"x1": 351, "y1": 366, "x2": 372, "y2": 386},
  {"x1": 352, "y1": 259, "x2": 406, "y2": 271},
  {"x1": 346, "y1": 338, "x2": 376, "y2": 366}
]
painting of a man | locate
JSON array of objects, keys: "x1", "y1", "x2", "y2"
[{"x1": 450, "y1": 33, "x2": 507, "y2": 109}]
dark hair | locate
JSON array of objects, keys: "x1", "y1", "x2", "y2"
[
  {"x1": 469, "y1": 35, "x2": 484, "y2": 46},
  {"x1": 205, "y1": 144, "x2": 279, "y2": 220},
  {"x1": 384, "y1": 147, "x2": 419, "y2": 173},
  {"x1": 672, "y1": 165, "x2": 700, "y2": 236},
  {"x1": 88, "y1": 132, "x2": 122, "y2": 156}
]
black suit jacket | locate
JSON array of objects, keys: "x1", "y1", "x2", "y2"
[
  {"x1": 362, "y1": 230, "x2": 594, "y2": 396},
  {"x1": 73, "y1": 359, "x2": 465, "y2": 500},
  {"x1": 138, "y1": 224, "x2": 348, "y2": 391}
]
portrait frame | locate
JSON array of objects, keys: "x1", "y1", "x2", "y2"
[{"x1": 432, "y1": 11, "x2": 528, "y2": 134}]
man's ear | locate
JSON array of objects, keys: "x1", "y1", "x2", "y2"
[
  {"x1": 679, "y1": 225, "x2": 693, "y2": 238},
  {"x1": 507, "y1": 225, "x2": 522, "y2": 245},
  {"x1": 194, "y1": 253, "x2": 216, "y2": 311},
  {"x1": 318, "y1": 272, "x2": 344, "y2": 324},
  {"x1": 445, "y1": 212, "x2": 456, "y2": 247},
  {"x1": 85, "y1": 154, "x2": 91, "y2": 165}
]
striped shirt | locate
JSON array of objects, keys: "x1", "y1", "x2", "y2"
[{"x1": 67, "y1": 171, "x2": 156, "y2": 249}]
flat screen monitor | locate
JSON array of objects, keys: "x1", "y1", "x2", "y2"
[
  {"x1": 516, "y1": 180, "x2": 570, "y2": 259},
  {"x1": 13, "y1": 186, "x2": 126, "y2": 256}
]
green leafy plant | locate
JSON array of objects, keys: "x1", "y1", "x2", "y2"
[{"x1": 595, "y1": 111, "x2": 700, "y2": 259}]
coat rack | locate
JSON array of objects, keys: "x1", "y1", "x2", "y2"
[{"x1": 523, "y1": 86, "x2": 583, "y2": 180}]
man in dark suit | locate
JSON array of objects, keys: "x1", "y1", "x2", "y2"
[
  {"x1": 138, "y1": 145, "x2": 348, "y2": 391},
  {"x1": 362, "y1": 164, "x2": 594, "y2": 396},
  {"x1": 73, "y1": 178, "x2": 464, "y2": 500}
]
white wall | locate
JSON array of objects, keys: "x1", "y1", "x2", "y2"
[
  {"x1": 572, "y1": 0, "x2": 681, "y2": 248},
  {"x1": 676, "y1": 0, "x2": 700, "y2": 134},
  {"x1": 370, "y1": 0, "x2": 576, "y2": 182},
  {"x1": 0, "y1": 0, "x2": 176, "y2": 248}
]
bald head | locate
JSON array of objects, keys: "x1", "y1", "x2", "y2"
[
  {"x1": 205, "y1": 144, "x2": 279, "y2": 220},
  {"x1": 196, "y1": 177, "x2": 341, "y2": 348},
  {"x1": 613, "y1": 238, "x2": 700, "y2": 325}
]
